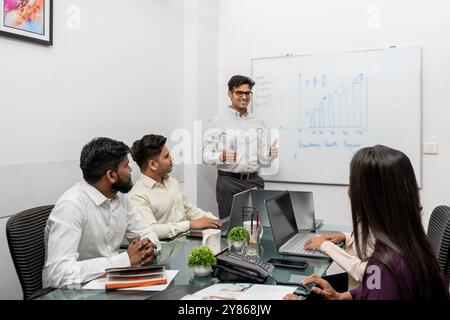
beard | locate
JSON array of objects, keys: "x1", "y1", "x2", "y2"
[{"x1": 111, "y1": 176, "x2": 133, "y2": 193}]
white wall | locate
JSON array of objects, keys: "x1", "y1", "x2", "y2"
[
  {"x1": 0, "y1": 0, "x2": 187, "y2": 299},
  {"x1": 216, "y1": 0, "x2": 450, "y2": 227},
  {"x1": 195, "y1": 1, "x2": 220, "y2": 216}
]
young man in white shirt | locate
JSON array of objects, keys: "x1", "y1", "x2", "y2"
[
  {"x1": 43, "y1": 137, "x2": 161, "y2": 289},
  {"x1": 129, "y1": 134, "x2": 220, "y2": 240},
  {"x1": 203, "y1": 75, "x2": 279, "y2": 218}
]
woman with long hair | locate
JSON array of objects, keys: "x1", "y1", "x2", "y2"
[{"x1": 285, "y1": 145, "x2": 449, "y2": 300}]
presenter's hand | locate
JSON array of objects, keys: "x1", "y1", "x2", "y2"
[
  {"x1": 220, "y1": 150, "x2": 237, "y2": 163},
  {"x1": 269, "y1": 139, "x2": 279, "y2": 158},
  {"x1": 190, "y1": 217, "x2": 222, "y2": 229}
]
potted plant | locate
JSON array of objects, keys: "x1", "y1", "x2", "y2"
[
  {"x1": 187, "y1": 245, "x2": 217, "y2": 277},
  {"x1": 227, "y1": 226, "x2": 250, "y2": 255}
]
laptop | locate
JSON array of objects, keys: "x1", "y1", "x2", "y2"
[
  {"x1": 250, "y1": 190, "x2": 324, "y2": 229},
  {"x1": 249, "y1": 190, "x2": 282, "y2": 227},
  {"x1": 265, "y1": 191, "x2": 329, "y2": 259},
  {"x1": 186, "y1": 188, "x2": 253, "y2": 238},
  {"x1": 289, "y1": 191, "x2": 315, "y2": 230}
]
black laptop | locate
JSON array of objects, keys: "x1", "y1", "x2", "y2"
[{"x1": 186, "y1": 188, "x2": 253, "y2": 238}]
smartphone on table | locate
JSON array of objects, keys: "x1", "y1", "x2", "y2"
[{"x1": 266, "y1": 258, "x2": 308, "y2": 270}]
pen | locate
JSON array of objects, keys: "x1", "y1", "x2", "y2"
[{"x1": 256, "y1": 209, "x2": 260, "y2": 228}]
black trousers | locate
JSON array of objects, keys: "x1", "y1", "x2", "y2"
[{"x1": 216, "y1": 174, "x2": 264, "y2": 219}]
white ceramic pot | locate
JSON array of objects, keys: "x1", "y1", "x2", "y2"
[
  {"x1": 228, "y1": 240, "x2": 246, "y2": 255},
  {"x1": 192, "y1": 265, "x2": 212, "y2": 277}
]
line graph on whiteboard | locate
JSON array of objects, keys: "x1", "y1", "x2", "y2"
[{"x1": 299, "y1": 73, "x2": 368, "y2": 129}]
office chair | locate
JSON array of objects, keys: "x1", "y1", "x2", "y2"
[
  {"x1": 427, "y1": 205, "x2": 450, "y2": 281},
  {"x1": 6, "y1": 205, "x2": 55, "y2": 299}
]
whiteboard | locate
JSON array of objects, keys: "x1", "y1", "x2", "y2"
[{"x1": 252, "y1": 47, "x2": 422, "y2": 185}]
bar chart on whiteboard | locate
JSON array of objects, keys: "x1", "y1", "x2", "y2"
[{"x1": 299, "y1": 73, "x2": 368, "y2": 129}]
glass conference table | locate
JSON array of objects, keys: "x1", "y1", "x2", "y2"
[{"x1": 38, "y1": 225, "x2": 349, "y2": 300}]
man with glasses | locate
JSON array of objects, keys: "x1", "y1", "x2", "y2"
[{"x1": 203, "y1": 75, "x2": 279, "y2": 219}]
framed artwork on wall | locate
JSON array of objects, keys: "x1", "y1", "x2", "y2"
[{"x1": 0, "y1": 0, "x2": 53, "y2": 45}]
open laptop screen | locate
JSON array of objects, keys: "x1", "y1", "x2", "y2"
[
  {"x1": 289, "y1": 191, "x2": 315, "y2": 230},
  {"x1": 227, "y1": 188, "x2": 253, "y2": 232},
  {"x1": 265, "y1": 191, "x2": 298, "y2": 250},
  {"x1": 187, "y1": 188, "x2": 253, "y2": 238}
]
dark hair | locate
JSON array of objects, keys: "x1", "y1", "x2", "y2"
[
  {"x1": 349, "y1": 145, "x2": 448, "y2": 299},
  {"x1": 80, "y1": 137, "x2": 130, "y2": 184},
  {"x1": 131, "y1": 134, "x2": 167, "y2": 169},
  {"x1": 228, "y1": 75, "x2": 255, "y2": 91}
]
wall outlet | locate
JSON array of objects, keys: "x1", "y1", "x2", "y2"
[{"x1": 423, "y1": 142, "x2": 438, "y2": 155}]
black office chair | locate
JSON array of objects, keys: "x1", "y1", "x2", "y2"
[
  {"x1": 6, "y1": 205, "x2": 55, "y2": 299},
  {"x1": 427, "y1": 205, "x2": 450, "y2": 281}
]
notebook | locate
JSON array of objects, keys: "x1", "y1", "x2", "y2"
[
  {"x1": 265, "y1": 191, "x2": 329, "y2": 259},
  {"x1": 104, "y1": 265, "x2": 167, "y2": 290}
]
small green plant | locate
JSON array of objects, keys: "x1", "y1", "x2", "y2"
[
  {"x1": 187, "y1": 245, "x2": 217, "y2": 268},
  {"x1": 227, "y1": 226, "x2": 250, "y2": 242}
]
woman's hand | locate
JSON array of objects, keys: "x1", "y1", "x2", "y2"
[
  {"x1": 304, "y1": 232, "x2": 346, "y2": 250},
  {"x1": 321, "y1": 233, "x2": 346, "y2": 244},
  {"x1": 304, "y1": 236, "x2": 327, "y2": 250},
  {"x1": 303, "y1": 274, "x2": 346, "y2": 300}
]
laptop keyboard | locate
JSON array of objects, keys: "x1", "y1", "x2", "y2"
[{"x1": 282, "y1": 234, "x2": 326, "y2": 257}]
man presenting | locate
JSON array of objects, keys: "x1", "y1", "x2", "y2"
[{"x1": 203, "y1": 75, "x2": 278, "y2": 218}]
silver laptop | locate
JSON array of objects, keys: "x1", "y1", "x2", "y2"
[
  {"x1": 251, "y1": 190, "x2": 324, "y2": 229},
  {"x1": 187, "y1": 188, "x2": 253, "y2": 238},
  {"x1": 265, "y1": 191, "x2": 329, "y2": 259}
]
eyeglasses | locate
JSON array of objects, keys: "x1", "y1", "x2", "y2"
[{"x1": 233, "y1": 90, "x2": 253, "y2": 98}]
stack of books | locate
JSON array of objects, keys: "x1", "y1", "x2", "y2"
[{"x1": 105, "y1": 265, "x2": 167, "y2": 290}]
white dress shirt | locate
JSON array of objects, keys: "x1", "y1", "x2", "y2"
[
  {"x1": 320, "y1": 231, "x2": 375, "y2": 289},
  {"x1": 129, "y1": 174, "x2": 217, "y2": 239},
  {"x1": 202, "y1": 107, "x2": 275, "y2": 173},
  {"x1": 42, "y1": 181, "x2": 161, "y2": 288}
]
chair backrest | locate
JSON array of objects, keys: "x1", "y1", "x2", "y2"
[
  {"x1": 6, "y1": 205, "x2": 54, "y2": 300},
  {"x1": 427, "y1": 205, "x2": 450, "y2": 281}
]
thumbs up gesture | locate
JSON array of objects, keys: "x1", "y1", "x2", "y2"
[{"x1": 269, "y1": 139, "x2": 279, "y2": 158}]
